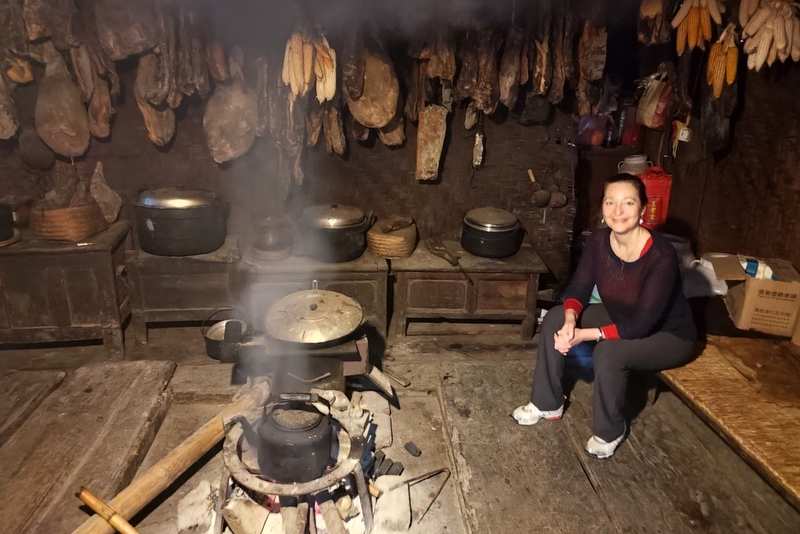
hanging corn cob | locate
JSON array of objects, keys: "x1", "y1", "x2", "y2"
[
  {"x1": 312, "y1": 34, "x2": 337, "y2": 104},
  {"x1": 281, "y1": 31, "x2": 316, "y2": 98},
  {"x1": 706, "y1": 24, "x2": 739, "y2": 98},
  {"x1": 673, "y1": 0, "x2": 724, "y2": 55},
  {"x1": 741, "y1": 0, "x2": 800, "y2": 70}
]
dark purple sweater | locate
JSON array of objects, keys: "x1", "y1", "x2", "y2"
[{"x1": 562, "y1": 228, "x2": 696, "y2": 341}]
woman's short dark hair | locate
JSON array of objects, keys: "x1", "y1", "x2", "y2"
[{"x1": 604, "y1": 173, "x2": 648, "y2": 207}]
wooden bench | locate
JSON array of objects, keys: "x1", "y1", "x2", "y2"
[{"x1": 659, "y1": 335, "x2": 800, "y2": 510}]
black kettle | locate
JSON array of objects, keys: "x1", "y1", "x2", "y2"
[{"x1": 231, "y1": 397, "x2": 333, "y2": 483}]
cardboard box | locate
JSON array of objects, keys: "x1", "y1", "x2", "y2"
[{"x1": 704, "y1": 253, "x2": 800, "y2": 338}]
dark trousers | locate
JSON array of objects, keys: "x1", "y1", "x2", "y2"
[{"x1": 531, "y1": 304, "x2": 696, "y2": 441}]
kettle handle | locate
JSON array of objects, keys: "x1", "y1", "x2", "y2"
[{"x1": 225, "y1": 415, "x2": 259, "y2": 447}]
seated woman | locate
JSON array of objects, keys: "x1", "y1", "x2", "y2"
[{"x1": 513, "y1": 173, "x2": 697, "y2": 458}]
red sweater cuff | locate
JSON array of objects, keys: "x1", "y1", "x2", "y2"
[
  {"x1": 600, "y1": 324, "x2": 620, "y2": 340},
  {"x1": 563, "y1": 298, "x2": 583, "y2": 316}
]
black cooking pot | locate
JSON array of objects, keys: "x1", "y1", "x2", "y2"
[
  {"x1": 461, "y1": 207, "x2": 524, "y2": 258},
  {"x1": 135, "y1": 188, "x2": 227, "y2": 256},
  {"x1": 300, "y1": 204, "x2": 371, "y2": 262}
]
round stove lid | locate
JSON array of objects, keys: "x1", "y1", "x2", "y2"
[
  {"x1": 302, "y1": 204, "x2": 365, "y2": 229},
  {"x1": 136, "y1": 188, "x2": 218, "y2": 209},
  {"x1": 264, "y1": 289, "x2": 364, "y2": 344},
  {"x1": 464, "y1": 207, "x2": 519, "y2": 232}
]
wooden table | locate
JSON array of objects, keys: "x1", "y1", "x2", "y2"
[
  {"x1": 0, "y1": 222, "x2": 132, "y2": 358},
  {"x1": 390, "y1": 240, "x2": 548, "y2": 339},
  {"x1": 127, "y1": 235, "x2": 241, "y2": 344},
  {"x1": 232, "y1": 249, "x2": 389, "y2": 339}
]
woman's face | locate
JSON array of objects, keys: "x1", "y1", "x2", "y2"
[{"x1": 602, "y1": 181, "x2": 644, "y2": 234}]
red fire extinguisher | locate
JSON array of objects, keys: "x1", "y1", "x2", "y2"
[{"x1": 640, "y1": 166, "x2": 672, "y2": 229}]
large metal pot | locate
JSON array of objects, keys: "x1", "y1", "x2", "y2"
[
  {"x1": 461, "y1": 207, "x2": 524, "y2": 258},
  {"x1": 300, "y1": 204, "x2": 370, "y2": 262},
  {"x1": 135, "y1": 188, "x2": 227, "y2": 256}
]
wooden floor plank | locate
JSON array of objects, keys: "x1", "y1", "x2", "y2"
[
  {"x1": 134, "y1": 401, "x2": 227, "y2": 534},
  {"x1": 563, "y1": 378, "x2": 800, "y2": 533},
  {"x1": 385, "y1": 390, "x2": 468, "y2": 534},
  {"x1": 0, "y1": 361, "x2": 175, "y2": 534},
  {"x1": 0, "y1": 369, "x2": 65, "y2": 446},
  {"x1": 440, "y1": 361, "x2": 617, "y2": 534}
]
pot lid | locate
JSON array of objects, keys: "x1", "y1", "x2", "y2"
[
  {"x1": 302, "y1": 204, "x2": 365, "y2": 229},
  {"x1": 264, "y1": 289, "x2": 363, "y2": 344},
  {"x1": 464, "y1": 207, "x2": 519, "y2": 232},
  {"x1": 136, "y1": 188, "x2": 218, "y2": 209}
]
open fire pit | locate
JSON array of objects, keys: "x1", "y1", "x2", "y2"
[
  {"x1": 216, "y1": 286, "x2": 397, "y2": 533},
  {"x1": 222, "y1": 389, "x2": 377, "y2": 533}
]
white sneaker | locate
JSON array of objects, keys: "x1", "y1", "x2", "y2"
[
  {"x1": 585, "y1": 424, "x2": 626, "y2": 459},
  {"x1": 512, "y1": 402, "x2": 564, "y2": 425}
]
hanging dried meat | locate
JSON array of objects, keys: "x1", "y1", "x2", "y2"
[
  {"x1": 2, "y1": 0, "x2": 32, "y2": 83},
  {"x1": 322, "y1": 101, "x2": 346, "y2": 156},
  {"x1": 341, "y1": 32, "x2": 365, "y2": 101},
  {"x1": 285, "y1": 89, "x2": 306, "y2": 185},
  {"x1": 561, "y1": 4, "x2": 577, "y2": 85},
  {"x1": 135, "y1": 54, "x2": 174, "y2": 147},
  {"x1": 464, "y1": 101, "x2": 478, "y2": 130},
  {"x1": 95, "y1": 0, "x2": 158, "y2": 60},
  {"x1": 547, "y1": 5, "x2": 567, "y2": 105},
  {"x1": 33, "y1": 42, "x2": 90, "y2": 156},
  {"x1": 348, "y1": 112, "x2": 370, "y2": 142},
  {"x1": 346, "y1": 44, "x2": 399, "y2": 129},
  {"x1": 415, "y1": 104, "x2": 447, "y2": 181},
  {"x1": 206, "y1": 41, "x2": 229, "y2": 83},
  {"x1": 22, "y1": 0, "x2": 74, "y2": 50},
  {"x1": 255, "y1": 56, "x2": 269, "y2": 138},
  {"x1": 404, "y1": 59, "x2": 426, "y2": 123},
  {"x1": 424, "y1": 32, "x2": 456, "y2": 81},
  {"x1": 69, "y1": 45, "x2": 95, "y2": 102},
  {"x1": 88, "y1": 70, "x2": 112, "y2": 138},
  {"x1": 638, "y1": 0, "x2": 672, "y2": 45},
  {"x1": 531, "y1": 3, "x2": 553, "y2": 96},
  {"x1": 188, "y1": 9, "x2": 210, "y2": 97},
  {"x1": 137, "y1": 52, "x2": 170, "y2": 107},
  {"x1": 0, "y1": 74, "x2": 19, "y2": 140},
  {"x1": 203, "y1": 47, "x2": 257, "y2": 163},
  {"x1": 69, "y1": 0, "x2": 116, "y2": 139},
  {"x1": 140, "y1": 3, "x2": 177, "y2": 108},
  {"x1": 378, "y1": 111, "x2": 405, "y2": 147},
  {"x1": 455, "y1": 30, "x2": 479, "y2": 101},
  {"x1": 576, "y1": 21, "x2": 607, "y2": 116},
  {"x1": 519, "y1": 34, "x2": 530, "y2": 86},
  {"x1": 499, "y1": 26, "x2": 525, "y2": 109},
  {"x1": 473, "y1": 29, "x2": 502, "y2": 114},
  {"x1": 73, "y1": 0, "x2": 120, "y2": 96},
  {"x1": 175, "y1": 5, "x2": 209, "y2": 98},
  {"x1": 306, "y1": 99, "x2": 322, "y2": 146}
]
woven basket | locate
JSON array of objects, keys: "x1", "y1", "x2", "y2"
[
  {"x1": 367, "y1": 216, "x2": 418, "y2": 258},
  {"x1": 30, "y1": 203, "x2": 108, "y2": 242}
]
